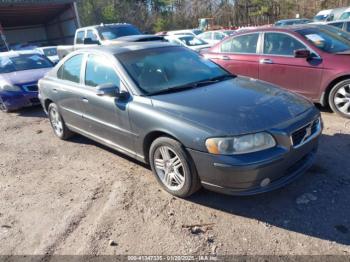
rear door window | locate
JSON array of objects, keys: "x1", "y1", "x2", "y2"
[
  {"x1": 221, "y1": 33, "x2": 259, "y2": 54},
  {"x1": 263, "y1": 32, "x2": 306, "y2": 56},
  {"x1": 76, "y1": 31, "x2": 85, "y2": 44},
  {"x1": 85, "y1": 55, "x2": 120, "y2": 87},
  {"x1": 58, "y1": 54, "x2": 84, "y2": 83}
]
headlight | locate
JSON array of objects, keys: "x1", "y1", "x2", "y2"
[
  {"x1": 1, "y1": 84, "x2": 22, "y2": 92},
  {"x1": 205, "y1": 132, "x2": 276, "y2": 155}
]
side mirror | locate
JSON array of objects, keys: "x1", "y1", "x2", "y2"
[
  {"x1": 96, "y1": 83, "x2": 119, "y2": 97},
  {"x1": 83, "y1": 37, "x2": 99, "y2": 45},
  {"x1": 294, "y1": 49, "x2": 311, "y2": 59}
]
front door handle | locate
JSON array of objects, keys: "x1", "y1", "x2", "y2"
[
  {"x1": 82, "y1": 98, "x2": 89, "y2": 103},
  {"x1": 221, "y1": 56, "x2": 231, "y2": 61},
  {"x1": 260, "y1": 58, "x2": 273, "y2": 64}
]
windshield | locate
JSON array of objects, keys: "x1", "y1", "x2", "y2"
[
  {"x1": 98, "y1": 25, "x2": 141, "y2": 40},
  {"x1": 192, "y1": 29, "x2": 203, "y2": 35},
  {"x1": 178, "y1": 36, "x2": 207, "y2": 46},
  {"x1": 43, "y1": 48, "x2": 57, "y2": 56},
  {"x1": 0, "y1": 54, "x2": 52, "y2": 74},
  {"x1": 117, "y1": 47, "x2": 232, "y2": 95},
  {"x1": 340, "y1": 12, "x2": 350, "y2": 20},
  {"x1": 297, "y1": 26, "x2": 350, "y2": 53}
]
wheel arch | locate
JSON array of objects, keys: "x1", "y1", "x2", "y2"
[
  {"x1": 44, "y1": 99, "x2": 54, "y2": 113},
  {"x1": 143, "y1": 130, "x2": 181, "y2": 164},
  {"x1": 322, "y1": 75, "x2": 350, "y2": 106}
]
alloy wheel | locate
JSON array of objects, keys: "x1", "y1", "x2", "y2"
[
  {"x1": 334, "y1": 84, "x2": 350, "y2": 116},
  {"x1": 49, "y1": 107, "x2": 64, "y2": 137},
  {"x1": 0, "y1": 98, "x2": 8, "y2": 112},
  {"x1": 153, "y1": 146, "x2": 186, "y2": 191}
]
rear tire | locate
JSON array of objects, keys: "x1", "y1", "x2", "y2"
[
  {"x1": 329, "y1": 79, "x2": 350, "y2": 119},
  {"x1": 48, "y1": 103, "x2": 74, "y2": 140},
  {"x1": 149, "y1": 137, "x2": 201, "y2": 198}
]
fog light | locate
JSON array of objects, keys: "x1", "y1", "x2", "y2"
[{"x1": 260, "y1": 178, "x2": 271, "y2": 187}]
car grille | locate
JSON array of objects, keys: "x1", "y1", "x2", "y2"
[
  {"x1": 291, "y1": 118, "x2": 321, "y2": 148},
  {"x1": 22, "y1": 84, "x2": 38, "y2": 92}
]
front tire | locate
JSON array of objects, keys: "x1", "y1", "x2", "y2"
[
  {"x1": 48, "y1": 103, "x2": 74, "y2": 140},
  {"x1": 0, "y1": 97, "x2": 9, "y2": 113},
  {"x1": 149, "y1": 137, "x2": 201, "y2": 198},
  {"x1": 329, "y1": 79, "x2": 350, "y2": 119}
]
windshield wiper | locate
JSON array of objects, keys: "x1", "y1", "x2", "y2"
[{"x1": 148, "y1": 74, "x2": 235, "y2": 96}]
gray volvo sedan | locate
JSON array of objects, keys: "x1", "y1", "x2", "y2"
[{"x1": 38, "y1": 42, "x2": 322, "y2": 197}]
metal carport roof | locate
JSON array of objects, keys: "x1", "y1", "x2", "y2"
[{"x1": 0, "y1": 0, "x2": 76, "y2": 27}]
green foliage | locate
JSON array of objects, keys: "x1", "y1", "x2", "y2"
[
  {"x1": 153, "y1": 17, "x2": 169, "y2": 32},
  {"x1": 77, "y1": 0, "x2": 350, "y2": 32}
]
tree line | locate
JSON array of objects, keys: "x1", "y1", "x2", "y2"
[{"x1": 77, "y1": 0, "x2": 350, "y2": 32}]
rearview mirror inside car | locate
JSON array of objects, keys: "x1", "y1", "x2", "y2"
[
  {"x1": 294, "y1": 49, "x2": 311, "y2": 59},
  {"x1": 96, "y1": 83, "x2": 120, "y2": 97}
]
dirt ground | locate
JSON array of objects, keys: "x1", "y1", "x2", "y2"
[{"x1": 0, "y1": 105, "x2": 349, "y2": 256}]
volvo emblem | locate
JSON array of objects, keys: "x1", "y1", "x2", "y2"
[{"x1": 303, "y1": 126, "x2": 312, "y2": 142}]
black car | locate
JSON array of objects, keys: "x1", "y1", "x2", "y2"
[{"x1": 38, "y1": 42, "x2": 322, "y2": 197}]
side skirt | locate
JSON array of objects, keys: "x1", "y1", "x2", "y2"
[{"x1": 66, "y1": 123, "x2": 146, "y2": 163}]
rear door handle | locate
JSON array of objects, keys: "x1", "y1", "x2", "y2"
[
  {"x1": 260, "y1": 58, "x2": 273, "y2": 64},
  {"x1": 82, "y1": 98, "x2": 89, "y2": 103},
  {"x1": 52, "y1": 88, "x2": 58, "y2": 93}
]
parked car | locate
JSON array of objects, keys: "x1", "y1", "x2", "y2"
[
  {"x1": 165, "y1": 34, "x2": 211, "y2": 51},
  {"x1": 166, "y1": 29, "x2": 203, "y2": 36},
  {"x1": 38, "y1": 43, "x2": 322, "y2": 197},
  {"x1": 325, "y1": 19, "x2": 350, "y2": 32},
  {"x1": 0, "y1": 51, "x2": 53, "y2": 112},
  {"x1": 274, "y1": 19, "x2": 312, "y2": 26},
  {"x1": 197, "y1": 30, "x2": 236, "y2": 46},
  {"x1": 313, "y1": 7, "x2": 348, "y2": 22},
  {"x1": 36, "y1": 46, "x2": 59, "y2": 64},
  {"x1": 57, "y1": 23, "x2": 150, "y2": 59},
  {"x1": 339, "y1": 7, "x2": 350, "y2": 20},
  {"x1": 203, "y1": 24, "x2": 350, "y2": 118}
]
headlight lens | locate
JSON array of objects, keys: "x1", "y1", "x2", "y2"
[
  {"x1": 1, "y1": 84, "x2": 22, "y2": 92},
  {"x1": 206, "y1": 132, "x2": 276, "y2": 155}
]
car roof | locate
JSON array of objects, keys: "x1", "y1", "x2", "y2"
[
  {"x1": 76, "y1": 42, "x2": 180, "y2": 56},
  {"x1": 0, "y1": 50, "x2": 41, "y2": 57},
  {"x1": 77, "y1": 23, "x2": 134, "y2": 31},
  {"x1": 116, "y1": 35, "x2": 164, "y2": 42},
  {"x1": 167, "y1": 34, "x2": 194, "y2": 38},
  {"x1": 234, "y1": 24, "x2": 326, "y2": 34},
  {"x1": 276, "y1": 18, "x2": 310, "y2": 23}
]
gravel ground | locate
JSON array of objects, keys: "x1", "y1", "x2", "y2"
[{"x1": 0, "y1": 105, "x2": 349, "y2": 256}]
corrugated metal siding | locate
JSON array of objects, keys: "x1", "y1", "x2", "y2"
[{"x1": 0, "y1": 0, "x2": 75, "y2": 5}]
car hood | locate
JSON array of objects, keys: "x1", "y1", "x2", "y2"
[
  {"x1": 151, "y1": 77, "x2": 314, "y2": 135},
  {"x1": 0, "y1": 68, "x2": 51, "y2": 85}
]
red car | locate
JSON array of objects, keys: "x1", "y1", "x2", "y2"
[{"x1": 204, "y1": 24, "x2": 350, "y2": 118}]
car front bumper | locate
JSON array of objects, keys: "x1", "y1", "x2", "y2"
[
  {"x1": 0, "y1": 91, "x2": 40, "y2": 111},
  {"x1": 187, "y1": 118, "x2": 321, "y2": 196}
]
